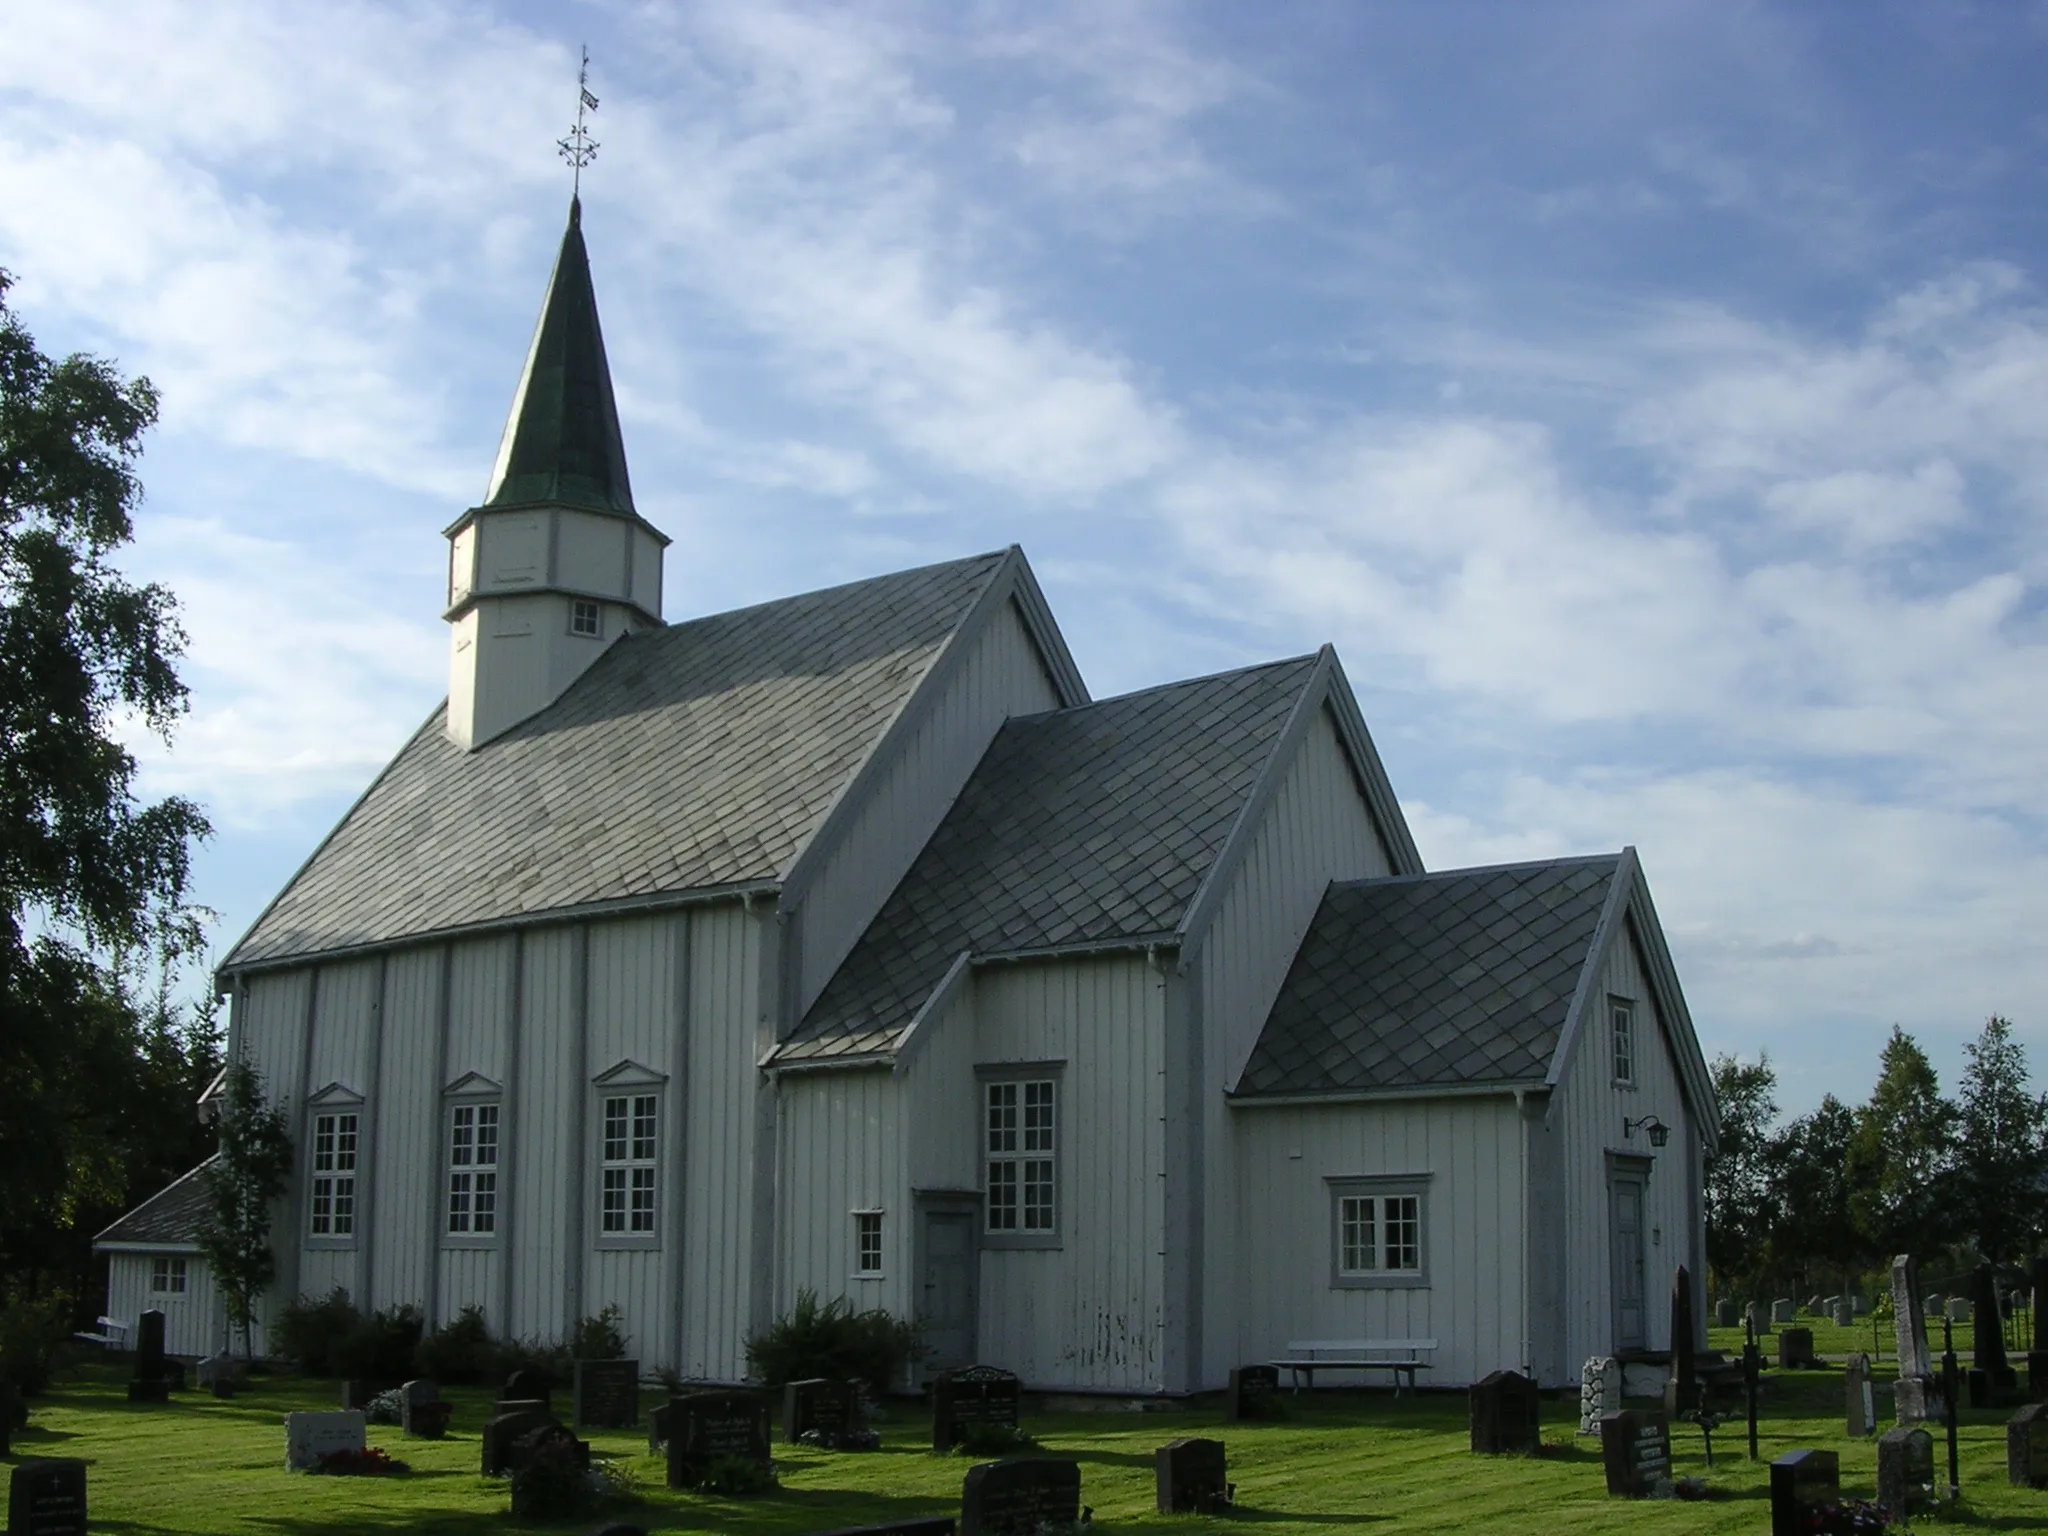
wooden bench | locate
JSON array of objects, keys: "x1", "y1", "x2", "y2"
[
  {"x1": 72, "y1": 1315, "x2": 130, "y2": 1349},
  {"x1": 1270, "y1": 1338, "x2": 1437, "y2": 1398}
]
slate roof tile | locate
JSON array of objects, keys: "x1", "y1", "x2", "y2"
[
  {"x1": 224, "y1": 553, "x2": 1008, "y2": 968},
  {"x1": 1235, "y1": 854, "x2": 1621, "y2": 1096},
  {"x1": 94, "y1": 1159, "x2": 215, "y2": 1248}
]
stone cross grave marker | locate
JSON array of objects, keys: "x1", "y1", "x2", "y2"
[
  {"x1": 1892, "y1": 1254, "x2": 1937, "y2": 1424},
  {"x1": 959, "y1": 1456, "x2": 1081, "y2": 1536},
  {"x1": 1845, "y1": 1354, "x2": 1875, "y2": 1438},
  {"x1": 1770, "y1": 1449, "x2": 1840, "y2": 1536},
  {"x1": 285, "y1": 1410, "x2": 366, "y2": 1471},
  {"x1": 1579, "y1": 1356, "x2": 1621, "y2": 1435},
  {"x1": 666, "y1": 1390, "x2": 772, "y2": 1489},
  {"x1": 1226, "y1": 1364, "x2": 1281, "y2": 1422},
  {"x1": 481, "y1": 1405, "x2": 559, "y2": 1477},
  {"x1": 127, "y1": 1308, "x2": 171, "y2": 1403},
  {"x1": 931, "y1": 1365, "x2": 1021, "y2": 1453},
  {"x1": 2009, "y1": 1403, "x2": 2048, "y2": 1489},
  {"x1": 783, "y1": 1377, "x2": 855, "y2": 1443},
  {"x1": 1876, "y1": 1427, "x2": 1935, "y2": 1520},
  {"x1": 1469, "y1": 1369, "x2": 1541, "y2": 1455},
  {"x1": 8, "y1": 1458, "x2": 87, "y2": 1536},
  {"x1": 1156, "y1": 1438, "x2": 1229, "y2": 1514},
  {"x1": 574, "y1": 1359, "x2": 640, "y2": 1429},
  {"x1": 1599, "y1": 1410, "x2": 1672, "y2": 1498}
]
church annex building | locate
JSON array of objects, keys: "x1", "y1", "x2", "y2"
[{"x1": 99, "y1": 200, "x2": 1719, "y2": 1394}]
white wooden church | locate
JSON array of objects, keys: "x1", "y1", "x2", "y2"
[{"x1": 99, "y1": 200, "x2": 1719, "y2": 1393}]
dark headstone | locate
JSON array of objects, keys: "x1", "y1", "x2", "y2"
[
  {"x1": 8, "y1": 1459, "x2": 87, "y2": 1536},
  {"x1": 482, "y1": 1406, "x2": 559, "y2": 1477},
  {"x1": 573, "y1": 1359, "x2": 639, "y2": 1429},
  {"x1": 1777, "y1": 1327, "x2": 1818, "y2": 1369},
  {"x1": 507, "y1": 1424, "x2": 593, "y2": 1514},
  {"x1": 1714, "y1": 1297, "x2": 1737, "y2": 1328},
  {"x1": 211, "y1": 1378, "x2": 236, "y2": 1401},
  {"x1": 810, "y1": 1523, "x2": 956, "y2": 1536},
  {"x1": 1226, "y1": 1364, "x2": 1281, "y2": 1422},
  {"x1": 931, "y1": 1366, "x2": 1022, "y2": 1453},
  {"x1": 1670, "y1": 1266, "x2": 1697, "y2": 1401},
  {"x1": 959, "y1": 1457, "x2": 1081, "y2": 1536},
  {"x1": 1599, "y1": 1410, "x2": 1672, "y2": 1498},
  {"x1": 1845, "y1": 1354, "x2": 1876, "y2": 1438},
  {"x1": 1970, "y1": 1369, "x2": 1993, "y2": 1408},
  {"x1": 401, "y1": 1378, "x2": 451, "y2": 1440},
  {"x1": 1876, "y1": 1427, "x2": 1935, "y2": 1519},
  {"x1": 665, "y1": 1390, "x2": 772, "y2": 1489},
  {"x1": 782, "y1": 1377, "x2": 855, "y2": 1443},
  {"x1": 648, "y1": 1399, "x2": 669, "y2": 1453},
  {"x1": 135, "y1": 1309, "x2": 166, "y2": 1375},
  {"x1": 125, "y1": 1377, "x2": 171, "y2": 1404},
  {"x1": 1770, "y1": 1450, "x2": 1840, "y2": 1536},
  {"x1": 1974, "y1": 1264, "x2": 2010, "y2": 1377},
  {"x1": 1469, "y1": 1369, "x2": 1541, "y2": 1455},
  {"x1": 1156, "y1": 1437, "x2": 1229, "y2": 1514},
  {"x1": 503, "y1": 1368, "x2": 552, "y2": 1410},
  {"x1": 342, "y1": 1378, "x2": 397, "y2": 1411},
  {"x1": 2030, "y1": 1351, "x2": 2048, "y2": 1398},
  {"x1": 2009, "y1": 1403, "x2": 2048, "y2": 1489}
]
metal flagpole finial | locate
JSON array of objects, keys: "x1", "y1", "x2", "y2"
[{"x1": 557, "y1": 44, "x2": 600, "y2": 196}]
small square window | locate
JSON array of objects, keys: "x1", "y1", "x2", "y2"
[
  {"x1": 571, "y1": 600, "x2": 602, "y2": 637},
  {"x1": 854, "y1": 1211, "x2": 884, "y2": 1275},
  {"x1": 1329, "y1": 1176, "x2": 1431, "y2": 1288},
  {"x1": 1611, "y1": 998, "x2": 1636, "y2": 1086},
  {"x1": 150, "y1": 1256, "x2": 188, "y2": 1294}
]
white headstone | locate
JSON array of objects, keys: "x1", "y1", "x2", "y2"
[
  {"x1": 1771, "y1": 1298, "x2": 1797, "y2": 1325},
  {"x1": 1945, "y1": 1296, "x2": 1971, "y2": 1324},
  {"x1": 1579, "y1": 1356, "x2": 1623, "y2": 1435},
  {"x1": 196, "y1": 1355, "x2": 236, "y2": 1389},
  {"x1": 285, "y1": 1410, "x2": 366, "y2": 1471}
]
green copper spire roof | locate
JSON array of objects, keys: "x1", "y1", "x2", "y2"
[{"x1": 483, "y1": 197, "x2": 636, "y2": 516}]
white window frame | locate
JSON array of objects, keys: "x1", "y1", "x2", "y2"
[
  {"x1": 150, "y1": 1255, "x2": 189, "y2": 1294},
  {"x1": 592, "y1": 1060, "x2": 667, "y2": 1252},
  {"x1": 570, "y1": 599, "x2": 602, "y2": 638},
  {"x1": 1610, "y1": 996, "x2": 1637, "y2": 1087},
  {"x1": 853, "y1": 1209, "x2": 885, "y2": 1278},
  {"x1": 305, "y1": 1085, "x2": 365, "y2": 1248},
  {"x1": 978, "y1": 1063, "x2": 1062, "y2": 1250},
  {"x1": 442, "y1": 1075, "x2": 504, "y2": 1248},
  {"x1": 1328, "y1": 1174, "x2": 1432, "y2": 1289}
]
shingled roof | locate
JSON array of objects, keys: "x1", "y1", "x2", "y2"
[
  {"x1": 1235, "y1": 854, "x2": 1623, "y2": 1097},
  {"x1": 94, "y1": 1159, "x2": 214, "y2": 1249},
  {"x1": 224, "y1": 551, "x2": 1011, "y2": 968},
  {"x1": 783, "y1": 655, "x2": 1322, "y2": 1060}
]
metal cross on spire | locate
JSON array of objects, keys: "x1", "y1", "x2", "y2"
[{"x1": 557, "y1": 45, "x2": 600, "y2": 195}]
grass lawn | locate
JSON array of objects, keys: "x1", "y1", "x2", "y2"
[{"x1": 4, "y1": 1341, "x2": 2042, "y2": 1535}]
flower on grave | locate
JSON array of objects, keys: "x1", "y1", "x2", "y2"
[{"x1": 314, "y1": 1445, "x2": 408, "y2": 1476}]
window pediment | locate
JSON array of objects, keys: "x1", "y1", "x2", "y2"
[
  {"x1": 443, "y1": 1070, "x2": 503, "y2": 1098},
  {"x1": 306, "y1": 1081, "x2": 364, "y2": 1107},
  {"x1": 592, "y1": 1058, "x2": 667, "y2": 1088}
]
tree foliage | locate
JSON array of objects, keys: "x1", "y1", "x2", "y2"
[
  {"x1": 1953, "y1": 1016, "x2": 2048, "y2": 1264},
  {"x1": 197, "y1": 1059, "x2": 293, "y2": 1358},
  {"x1": 1704, "y1": 1052, "x2": 1778, "y2": 1286},
  {"x1": 1844, "y1": 1027, "x2": 1955, "y2": 1262}
]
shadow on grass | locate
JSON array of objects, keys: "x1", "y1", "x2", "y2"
[{"x1": 1224, "y1": 1508, "x2": 1389, "y2": 1526}]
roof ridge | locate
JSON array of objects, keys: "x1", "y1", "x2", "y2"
[
  {"x1": 1005, "y1": 651, "x2": 1320, "y2": 726},
  {"x1": 1332, "y1": 851, "x2": 1623, "y2": 891},
  {"x1": 660, "y1": 549, "x2": 1009, "y2": 635}
]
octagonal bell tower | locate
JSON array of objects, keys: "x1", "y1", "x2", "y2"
[{"x1": 444, "y1": 196, "x2": 669, "y2": 750}]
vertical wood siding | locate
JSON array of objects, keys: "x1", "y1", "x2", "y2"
[
  {"x1": 371, "y1": 948, "x2": 442, "y2": 1314},
  {"x1": 106, "y1": 1254, "x2": 223, "y2": 1358},
  {"x1": 974, "y1": 955, "x2": 1166, "y2": 1391},
  {"x1": 1550, "y1": 913, "x2": 1697, "y2": 1376},
  {"x1": 796, "y1": 599, "x2": 1061, "y2": 1013},
  {"x1": 231, "y1": 969, "x2": 310, "y2": 1337},
  {"x1": 899, "y1": 984, "x2": 978, "y2": 1193},
  {"x1": 1232, "y1": 1095, "x2": 1526, "y2": 1387},
  {"x1": 680, "y1": 903, "x2": 758, "y2": 1381},
  {"x1": 445, "y1": 937, "x2": 514, "y2": 1085},
  {"x1": 778, "y1": 1069, "x2": 907, "y2": 1320},
  {"x1": 1194, "y1": 707, "x2": 1391, "y2": 1387},
  {"x1": 512, "y1": 928, "x2": 579, "y2": 1341},
  {"x1": 438, "y1": 1248, "x2": 499, "y2": 1327},
  {"x1": 299, "y1": 959, "x2": 381, "y2": 1305}
]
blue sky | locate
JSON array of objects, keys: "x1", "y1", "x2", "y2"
[{"x1": 4, "y1": 1, "x2": 2044, "y2": 1116}]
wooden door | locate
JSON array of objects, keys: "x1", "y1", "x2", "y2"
[
  {"x1": 919, "y1": 1206, "x2": 978, "y2": 1372},
  {"x1": 1610, "y1": 1173, "x2": 1647, "y2": 1351}
]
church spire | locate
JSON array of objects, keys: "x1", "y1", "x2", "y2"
[{"x1": 481, "y1": 196, "x2": 636, "y2": 516}]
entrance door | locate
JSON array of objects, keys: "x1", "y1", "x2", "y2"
[
  {"x1": 1610, "y1": 1172, "x2": 1647, "y2": 1351},
  {"x1": 919, "y1": 1206, "x2": 978, "y2": 1373}
]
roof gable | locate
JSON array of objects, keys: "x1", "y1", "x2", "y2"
[
  {"x1": 1235, "y1": 855, "x2": 1623, "y2": 1098},
  {"x1": 224, "y1": 551, "x2": 1010, "y2": 969},
  {"x1": 94, "y1": 1157, "x2": 216, "y2": 1249}
]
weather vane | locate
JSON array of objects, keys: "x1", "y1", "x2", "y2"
[{"x1": 557, "y1": 45, "x2": 600, "y2": 195}]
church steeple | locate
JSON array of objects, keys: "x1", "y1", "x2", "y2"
[
  {"x1": 443, "y1": 198, "x2": 669, "y2": 752},
  {"x1": 483, "y1": 197, "x2": 636, "y2": 516}
]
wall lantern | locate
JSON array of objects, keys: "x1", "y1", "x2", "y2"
[{"x1": 1623, "y1": 1114, "x2": 1671, "y2": 1149}]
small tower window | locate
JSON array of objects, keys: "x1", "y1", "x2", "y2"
[{"x1": 571, "y1": 600, "x2": 602, "y2": 638}]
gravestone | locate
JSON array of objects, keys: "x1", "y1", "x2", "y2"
[
  {"x1": 1845, "y1": 1354, "x2": 1876, "y2": 1438},
  {"x1": 1947, "y1": 1296, "x2": 1972, "y2": 1325},
  {"x1": 574, "y1": 1359, "x2": 640, "y2": 1429},
  {"x1": 1973, "y1": 1265, "x2": 2014, "y2": 1388},
  {"x1": 502, "y1": 1368, "x2": 551, "y2": 1410},
  {"x1": 1226, "y1": 1364, "x2": 1280, "y2": 1422},
  {"x1": 1852, "y1": 1294, "x2": 1866, "y2": 1316},
  {"x1": 2009, "y1": 1403, "x2": 2048, "y2": 1489},
  {"x1": 782, "y1": 1377, "x2": 855, "y2": 1443},
  {"x1": 1599, "y1": 1410, "x2": 1672, "y2": 1498},
  {"x1": 285, "y1": 1410, "x2": 366, "y2": 1471},
  {"x1": 8, "y1": 1458, "x2": 87, "y2": 1536},
  {"x1": 1714, "y1": 1297, "x2": 1737, "y2": 1328},
  {"x1": 959, "y1": 1456, "x2": 1081, "y2": 1536},
  {"x1": 1876, "y1": 1427, "x2": 1935, "y2": 1519},
  {"x1": 1579, "y1": 1356, "x2": 1622, "y2": 1435},
  {"x1": 812, "y1": 1523, "x2": 958, "y2": 1536},
  {"x1": 1469, "y1": 1369, "x2": 1541, "y2": 1455},
  {"x1": 665, "y1": 1390, "x2": 772, "y2": 1489},
  {"x1": 648, "y1": 1399, "x2": 670, "y2": 1453},
  {"x1": 1892, "y1": 1254, "x2": 1938, "y2": 1424},
  {"x1": 1155, "y1": 1437, "x2": 1229, "y2": 1514},
  {"x1": 1778, "y1": 1327, "x2": 1818, "y2": 1370},
  {"x1": 481, "y1": 1405, "x2": 558, "y2": 1477},
  {"x1": 401, "y1": 1378, "x2": 450, "y2": 1439},
  {"x1": 1771, "y1": 1298, "x2": 1796, "y2": 1325},
  {"x1": 127, "y1": 1308, "x2": 171, "y2": 1403},
  {"x1": 1746, "y1": 1300, "x2": 1772, "y2": 1337},
  {"x1": 1832, "y1": 1298, "x2": 1855, "y2": 1328},
  {"x1": 931, "y1": 1365, "x2": 1022, "y2": 1453},
  {"x1": 1926, "y1": 1292, "x2": 1945, "y2": 1318},
  {"x1": 1668, "y1": 1266, "x2": 1697, "y2": 1413},
  {"x1": 1770, "y1": 1449, "x2": 1840, "y2": 1536},
  {"x1": 196, "y1": 1354, "x2": 236, "y2": 1390}
]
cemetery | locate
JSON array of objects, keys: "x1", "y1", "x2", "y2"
[{"x1": 3, "y1": 1308, "x2": 2046, "y2": 1536}]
